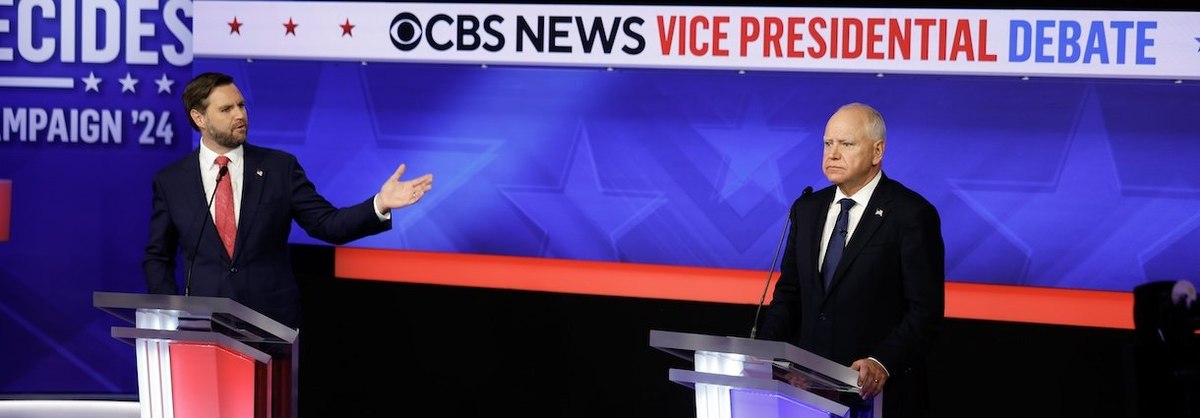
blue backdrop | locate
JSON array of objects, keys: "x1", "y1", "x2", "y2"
[
  {"x1": 2, "y1": 2, "x2": 1199, "y2": 397},
  {"x1": 196, "y1": 57, "x2": 1200, "y2": 291}
]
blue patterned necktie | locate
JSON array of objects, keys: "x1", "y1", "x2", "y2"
[{"x1": 822, "y1": 198, "x2": 855, "y2": 291}]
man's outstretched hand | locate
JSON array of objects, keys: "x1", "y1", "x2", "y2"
[{"x1": 376, "y1": 163, "x2": 433, "y2": 214}]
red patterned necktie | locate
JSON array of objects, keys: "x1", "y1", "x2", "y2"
[{"x1": 214, "y1": 155, "x2": 236, "y2": 258}]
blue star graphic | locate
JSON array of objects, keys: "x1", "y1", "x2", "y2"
[
  {"x1": 692, "y1": 96, "x2": 810, "y2": 216},
  {"x1": 1195, "y1": 37, "x2": 1200, "y2": 52},
  {"x1": 220, "y1": 61, "x2": 500, "y2": 250},
  {"x1": 500, "y1": 122, "x2": 665, "y2": 261},
  {"x1": 951, "y1": 87, "x2": 1200, "y2": 290},
  {"x1": 651, "y1": 86, "x2": 822, "y2": 260},
  {"x1": 351, "y1": 68, "x2": 502, "y2": 250}
]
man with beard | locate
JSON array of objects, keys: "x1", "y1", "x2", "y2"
[{"x1": 143, "y1": 71, "x2": 434, "y2": 328}]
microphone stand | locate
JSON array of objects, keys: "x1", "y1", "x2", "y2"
[
  {"x1": 185, "y1": 166, "x2": 227, "y2": 296},
  {"x1": 749, "y1": 185, "x2": 811, "y2": 339}
]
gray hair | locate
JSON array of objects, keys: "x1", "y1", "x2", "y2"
[{"x1": 839, "y1": 102, "x2": 886, "y2": 143}]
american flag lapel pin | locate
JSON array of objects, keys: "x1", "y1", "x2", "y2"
[
  {"x1": 875, "y1": 208, "x2": 884, "y2": 217},
  {"x1": 256, "y1": 169, "x2": 263, "y2": 177}
]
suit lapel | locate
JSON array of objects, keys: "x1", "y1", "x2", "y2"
[
  {"x1": 826, "y1": 175, "x2": 894, "y2": 293},
  {"x1": 808, "y1": 190, "x2": 835, "y2": 292},
  {"x1": 234, "y1": 145, "x2": 266, "y2": 262},
  {"x1": 183, "y1": 151, "x2": 207, "y2": 216},
  {"x1": 183, "y1": 151, "x2": 229, "y2": 260}
]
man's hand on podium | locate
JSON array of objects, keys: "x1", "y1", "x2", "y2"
[{"x1": 851, "y1": 358, "x2": 888, "y2": 399}]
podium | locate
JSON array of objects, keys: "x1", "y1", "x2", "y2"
[
  {"x1": 649, "y1": 329, "x2": 881, "y2": 418},
  {"x1": 94, "y1": 291, "x2": 298, "y2": 418}
]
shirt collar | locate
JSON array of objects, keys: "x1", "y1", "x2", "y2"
[
  {"x1": 198, "y1": 142, "x2": 244, "y2": 170},
  {"x1": 834, "y1": 170, "x2": 883, "y2": 208}
]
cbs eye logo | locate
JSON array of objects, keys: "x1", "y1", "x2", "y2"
[{"x1": 390, "y1": 12, "x2": 422, "y2": 51}]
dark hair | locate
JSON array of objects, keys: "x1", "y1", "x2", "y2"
[{"x1": 182, "y1": 72, "x2": 235, "y2": 132}]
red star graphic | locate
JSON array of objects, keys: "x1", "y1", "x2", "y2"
[
  {"x1": 340, "y1": 18, "x2": 355, "y2": 37},
  {"x1": 228, "y1": 16, "x2": 243, "y2": 35},
  {"x1": 283, "y1": 17, "x2": 298, "y2": 36}
]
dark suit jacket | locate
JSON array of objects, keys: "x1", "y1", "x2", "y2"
[
  {"x1": 758, "y1": 173, "x2": 944, "y2": 417},
  {"x1": 143, "y1": 144, "x2": 390, "y2": 328}
]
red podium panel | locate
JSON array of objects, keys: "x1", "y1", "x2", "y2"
[
  {"x1": 169, "y1": 343, "x2": 257, "y2": 418},
  {"x1": 95, "y1": 292, "x2": 297, "y2": 418}
]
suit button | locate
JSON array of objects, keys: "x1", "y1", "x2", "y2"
[
  {"x1": 818, "y1": 313, "x2": 827, "y2": 320},
  {"x1": 229, "y1": 267, "x2": 238, "y2": 273}
]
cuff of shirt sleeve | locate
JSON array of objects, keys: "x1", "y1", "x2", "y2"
[
  {"x1": 866, "y1": 357, "x2": 890, "y2": 377},
  {"x1": 373, "y1": 194, "x2": 391, "y2": 221}
]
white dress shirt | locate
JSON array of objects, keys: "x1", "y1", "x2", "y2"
[
  {"x1": 198, "y1": 142, "x2": 391, "y2": 223},
  {"x1": 198, "y1": 143, "x2": 244, "y2": 225},
  {"x1": 817, "y1": 170, "x2": 883, "y2": 269}
]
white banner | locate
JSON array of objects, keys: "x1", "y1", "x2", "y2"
[{"x1": 194, "y1": 1, "x2": 1200, "y2": 80}]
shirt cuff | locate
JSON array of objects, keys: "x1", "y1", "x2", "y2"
[
  {"x1": 372, "y1": 194, "x2": 391, "y2": 222},
  {"x1": 866, "y1": 357, "x2": 890, "y2": 377}
]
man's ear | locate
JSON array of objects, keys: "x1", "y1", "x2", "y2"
[
  {"x1": 189, "y1": 109, "x2": 205, "y2": 131},
  {"x1": 873, "y1": 140, "x2": 885, "y2": 166}
]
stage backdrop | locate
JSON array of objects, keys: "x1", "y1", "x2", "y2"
[
  {"x1": 2, "y1": 0, "x2": 1198, "y2": 397},
  {"x1": 0, "y1": 0, "x2": 192, "y2": 395},
  {"x1": 192, "y1": 2, "x2": 1200, "y2": 294}
]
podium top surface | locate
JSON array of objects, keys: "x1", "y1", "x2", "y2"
[
  {"x1": 93, "y1": 291, "x2": 297, "y2": 345},
  {"x1": 649, "y1": 329, "x2": 859, "y2": 392}
]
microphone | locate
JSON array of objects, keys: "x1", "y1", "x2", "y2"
[
  {"x1": 750, "y1": 185, "x2": 812, "y2": 339},
  {"x1": 185, "y1": 165, "x2": 227, "y2": 296}
]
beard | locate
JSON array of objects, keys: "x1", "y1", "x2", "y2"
[{"x1": 206, "y1": 123, "x2": 247, "y2": 149}]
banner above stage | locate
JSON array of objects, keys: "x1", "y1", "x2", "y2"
[{"x1": 193, "y1": 1, "x2": 1200, "y2": 80}]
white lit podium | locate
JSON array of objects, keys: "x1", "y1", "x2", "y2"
[
  {"x1": 649, "y1": 329, "x2": 882, "y2": 418},
  {"x1": 94, "y1": 291, "x2": 298, "y2": 418}
]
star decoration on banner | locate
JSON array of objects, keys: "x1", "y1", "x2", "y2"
[
  {"x1": 1195, "y1": 36, "x2": 1200, "y2": 52},
  {"x1": 228, "y1": 16, "x2": 243, "y2": 35},
  {"x1": 499, "y1": 121, "x2": 666, "y2": 261},
  {"x1": 692, "y1": 96, "x2": 807, "y2": 216},
  {"x1": 118, "y1": 72, "x2": 139, "y2": 93},
  {"x1": 284, "y1": 17, "x2": 298, "y2": 36},
  {"x1": 154, "y1": 73, "x2": 175, "y2": 94},
  {"x1": 81, "y1": 71, "x2": 101, "y2": 92},
  {"x1": 950, "y1": 87, "x2": 1200, "y2": 290},
  {"x1": 340, "y1": 18, "x2": 355, "y2": 37}
]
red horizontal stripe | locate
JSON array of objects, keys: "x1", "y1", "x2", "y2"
[
  {"x1": 335, "y1": 247, "x2": 1135, "y2": 329},
  {"x1": 944, "y1": 281, "x2": 1131, "y2": 329},
  {"x1": 336, "y1": 247, "x2": 766, "y2": 304}
]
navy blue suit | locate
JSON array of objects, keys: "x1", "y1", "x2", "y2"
[
  {"x1": 143, "y1": 144, "x2": 390, "y2": 328},
  {"x1": 758, "y1": 174, "x2": 944, "y2": 417}
]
